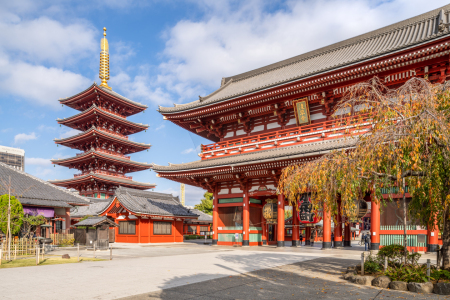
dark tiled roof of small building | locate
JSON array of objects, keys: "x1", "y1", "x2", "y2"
[
  {"x1": 112, "y1": 186, "x2": 197, "y2": 217},
  {"x1": 153, "y1": 137, "x2": 356, "y2": 172},
  {"x1": 70, "y1": 201, "x2": 111, "y2": 217},
  {"x1": 159, "y1": 6, "x2": 450, "y2": 113},
  {"x1": 74, "y1": 216, "x2": 118, "y2": 227},
  {"x1": 0, "y1": 162, "x2": 89, "y2": 207},
  {"x1": 187, "y1": 209, "x2": 212, "y2": 222}
]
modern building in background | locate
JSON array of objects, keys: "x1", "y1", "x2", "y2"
[{"x1": 0, "y1": 145, "x2": 25, "y2": 171}]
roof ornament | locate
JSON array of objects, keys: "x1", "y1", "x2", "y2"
[
  {"x1": 438, "y1": 19, "x2": 449, "y2": 34},
  {"x1": 99, "y1": 27, "x2": 112, "y2": 90}
]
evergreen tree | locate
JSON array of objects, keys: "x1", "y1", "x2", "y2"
[
  {"x1": 0, "y1": 194, "x2": 24, "y2": 236},
  {"x1": 194, "y1": 192, "x2": 213, "y2": 215}
]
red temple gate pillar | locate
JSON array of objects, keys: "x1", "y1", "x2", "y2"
[
  {"x1": 334, "y1": 200, "x2": 343, "y2": 248},
  {"x1": 305, "y1": 227, "x2": 311, "y2": 245},
  {"x1": 277, "y1": 193, "x2": 285, "y2": 247},
  {"x1": 371, "y1": 193, "x2": 380, "y2": 250},
  {"x1": 344, "y1": 223, "x2": 351, "y2": 247},
  {"x1": 427, "y1": 212, "x2": 439, "y2": 253},
  {"x1": 292, "y1": 204, "x2": 299, "y2": 246},
  {"x1": 65, "y1": 208, "x2": 71, "y2": 234},
  {"x1": 212, "y1": 187, "x2": 218, "y2": 245},
  {"x1": 322, "y1": 203, "x2": 332, "y2": 249},
  {"x1": 243, "y1": 187, "x2": 250, "y2": 246}
]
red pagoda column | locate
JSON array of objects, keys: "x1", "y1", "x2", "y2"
[
  {"x1": 371, "y1": 193, "x2": 380, "y2": 250},
  {"x1": 334, "y1": 200, "x2": 343, "y2": 248},
  {"x1": 212, "y1": 187, "x2": 218, "y2": 245},
  {"x1": 344, "y1": 223, "x2": 352, "y2": 247},
  {"x1": 292, "y1": 204, "x2": 299, "y2": 246},
  {"x1": 277, "y1": 193, "x2": 285, "y2": 247},
  {"x1": 322, "y1": 203, "x2": 332, "y2": 249},
  {"x1": 243, "y1": 186, "x2": 250, "y2": 246},
  {"x1": 427, "y1": 212, "x2": 439, "y2": 253}
]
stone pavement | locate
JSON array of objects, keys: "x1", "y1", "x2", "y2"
[
  {"x1": 0, "y1": 241, "x2": 441, "y2": 299},
  {"x1": 122, "y1": 257, "x2": 443, "y2": 300}
]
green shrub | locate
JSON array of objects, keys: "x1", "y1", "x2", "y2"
[
  {"x1": 431, "y1": 269, "x2": 450, "y2": 282},
  {"x1": 377, "y1": 244, "x2": 421, "y2": 266},
  {"x1": 385, "y1": 264, "x2": 429, "y2": 283},
  {"x1": 364, "y1": 254, "x2": 383, "y2": 274}
]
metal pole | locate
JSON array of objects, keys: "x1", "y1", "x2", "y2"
[
  {"x1": 427, "y1": 259, "x2": 431, "y2": 278},
  {"x1": 14, "y1": 243, "x2": 16, "y2": 260},
  {"x1": 384, "y1": 256, "x2": 388, "y2": 271},
  {"x1": 361, "y1": 252, "x2": 365, "y2": 275},
  {"x1": 437, "y1": 250, "x2": 440, "y2": 270},
  {"x1": 110, "y1": 246, "x2": 112, "y2": 260},
  {"x1": 77, "y1": 243, "x2": 79, "y2": 262},
  {"x1": 94, "y1": 242, "x2": 96, "y2": 258}
]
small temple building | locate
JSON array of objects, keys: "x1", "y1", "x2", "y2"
[
  {"x1": 153, "y1": 6, "x2": 450, "y2": 251},
  {"x1": 50, "y1": 28, "x2": 155, "y2": 198},
  {"x1": 183, "y1": 208, "x2": 212, "y2": 236}
]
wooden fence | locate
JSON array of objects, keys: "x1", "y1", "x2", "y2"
[
  {"x1": 50, "y1": 233, "x2": 74, "y2": 245},
  {"x1": 0, "y1": 238, "x2": 39, "y2": 260}
]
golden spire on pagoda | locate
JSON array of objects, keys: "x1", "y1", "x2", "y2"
[{"x1": 99, "y1": 27, "x2": 111, "y2": 90}]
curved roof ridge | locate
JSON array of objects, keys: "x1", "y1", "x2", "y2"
[
  {"x1": 53, "y1": 126, "x2": 151, "y2": 147},
  {"x1": 50, "y1": 149, "x2": 153, "y2": 167}
]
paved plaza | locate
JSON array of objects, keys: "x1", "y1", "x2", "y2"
[{"x1": 0, "y1": 241, "x2": 441, "y2": 299}]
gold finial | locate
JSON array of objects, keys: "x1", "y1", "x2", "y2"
[{"x1": 99, "y1": 27, "x2": 111, "y2": 90}]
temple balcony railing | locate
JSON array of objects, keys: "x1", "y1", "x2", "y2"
[
  {"x1": 75, "y1": 149, "x2": 131, "y2": 160},
  {"x1": 97, "y1": 127, "x2": 129, "y2": 140},
  {"x1": 200, "y1": 113, "x2": 372, "y2": 160},
  {"x1": 74, "y1": 170, "x2": 133, "y2": 180}
]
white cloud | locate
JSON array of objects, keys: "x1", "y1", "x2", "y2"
[
  {"x1": 155, "y1": 124, "x2": 165, "y2": 131},
  {"x1": 149, "y1": 0, "x2": 450, "y2": 106},
  {"x1": 181, "y1": 148, "x2": 196, "y2": 154},
  {"x1": 38, "y1": 125, "x2": 56, "y2": 132},
  {"x1": 14, "y1": 132, "x2": 37, "y2": 144},
  {"x1": 26, "y1": 157, "x2": 51, "y2": 166},
  {"x1": 59, "y1": 129, "x2": 81, "y2": 139},
  {"x1": 185, "y1": 185, "x2": 207, "y2": 206}
]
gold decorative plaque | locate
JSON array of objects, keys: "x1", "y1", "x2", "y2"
[
  {"x1": 263, "y1": 198, "x2": 278, "y2": 224},
  {"x1": 293, "y1": 98, "x2": 311, "y2": 126}
]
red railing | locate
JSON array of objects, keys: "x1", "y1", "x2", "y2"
[
  {"x1": 74, "y1": 170, "x2": 132, "y2": 180},
  {"x1": 75, "y1": 149, "x2": 131, "y2": 160},
  {"x1": 97, "y1": 127, "x2": 128, "y2": 139},
  {"x1": 200, "y1": 113, "x2": 372, "y2": 160}
]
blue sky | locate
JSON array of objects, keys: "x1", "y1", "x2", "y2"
[{"x1": 0, "y1": 0, "x2": 448, "y2": 206}]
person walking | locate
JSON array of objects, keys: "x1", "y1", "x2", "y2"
[
  {"x1": 310, "y1": 230, "x2": 315, "y2": 246},
  {"x1": 299, "y1": 234, "x2": 303, "y2": 245},
  {"x1": 364, "y1": 233, "x2": 371, "y2": 251},
  {"x1": 360, "y1": 233, "x2": 365, "y2": 246},
  {"x1": 331, "y1": 232, "x2": 335, "y2": 248}
]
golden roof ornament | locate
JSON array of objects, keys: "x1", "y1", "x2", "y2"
[{"x1": 99, "y1": 27, "x2": 111, "y2": 90}]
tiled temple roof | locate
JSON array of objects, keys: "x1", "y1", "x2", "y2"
[
  {"x1": 74, "y1": 216, "x2": 118, "y2": 227},
  {"x1": 153, "y1": 137, "x2": 356, "y2": 172},
  {"x1": 59, "y1": 83, "x2": 148, "y2": 109},
  {"x1": 48, "y1": 172, "x2": 155, "y2": 188},
  {"x1": 51, "y1": 150, "x2": 153, "y2": 168},
  {"x1": 186, "y1": 209, "x2": 212, "y2": 222},
  {"x1": 107, "y1": 186, "x2": 198, "y2": 217},
  {"x1": 159, "y1": 5, "x2": 450, "y2": 113},
  {"x1": 70, "y1": 201, "x2": 111, "y2": 218},
  {"x1": 0, "y1": 162, "x2": 89, "y2": 207}
]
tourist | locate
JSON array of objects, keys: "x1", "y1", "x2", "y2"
[
  {"x1": 364, "y1": 233, "x2": 371, "y2": 251},
  {"x1": 331, "y1": 232, "x2": 334, "y2": 247},
  {"x1": 299, "y1": 233, "x2": 303, "y2": 245}
]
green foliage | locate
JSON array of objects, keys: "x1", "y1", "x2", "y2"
[
  {"x1": 0, "y1": 194, "x2": 24, "y2": 235},
  {"x1": 385, "y1": 264, "x2": 429, "y2": 283},
  {"x1": 364, "y1": 254, "x2": 383, "y2": 274},
  {"x1": 183, "y1": 235, "x2": 211, "y2": 240},
  {"x1": 21, "y1": 214, "x2": 46, "y2": 238},
  {"x1": 194, "y1": 192, "x2": 213, "y2": 215},
  {"x1": 431, "y1": 269, "x2": 450, "y2": 282},
  {"x1": 284, "y1": 209, "x2": 293, "y2": 220},
  {"x1": 378, "y1": 244, "x2": 406, "y2": 265},
  {"x1": 59, "y1": 238, "x2": 75, "y2": 247}
]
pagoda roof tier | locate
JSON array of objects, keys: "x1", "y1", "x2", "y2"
[
  {"x1": 51, "y1": 149, "x2": 152, "y2": 173},
  {"x1": 49, "y1": 172, "x2": 155, "y2": 190},
  {"x1": 59, "y1": 83, "x2": 147, "y2": 117},
  {"x1": 158, "y1": 5, "x2": 450, "y2": 115},
  {"x1": 57, "y1": 104, "x2": 149, "y2": 135},
  {"x1": 153, "y1": 137, "x2": 355, "y2": 173},
  {"x1": 54, "y1": 127, "x2": 150, "y2": 154}
]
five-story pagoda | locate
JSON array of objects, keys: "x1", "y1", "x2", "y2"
[{"x1": 50, "y1": 28, "x2": 155, "y2": 198}]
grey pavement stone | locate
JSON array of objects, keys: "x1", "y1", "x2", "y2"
[
  {"x1": 371, "y1": 275, "x2": 391, "y2": 288},
  {"x1": 354, "y1": 275, "x2": 374, "y2": 286},
  {"x1": 408, "y1": 282, "x2": 434, "y2": 293},
  {"x1": 390, "y1": 281, "x2": 408, "y2": 291},
  {"x1": 434, "y1": 282, "x2": 450, "y2": 295}
]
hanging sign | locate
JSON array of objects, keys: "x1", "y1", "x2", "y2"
[
  {"x1": 297, "y1": 193, "x2": 322, "y2": 224},
  {"x1": 293, "y1": 98, "x2": 311, "y2": 126}
]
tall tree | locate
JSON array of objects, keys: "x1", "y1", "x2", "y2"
[
  {"x1": 279, "y1": 78, "x2": 450, "y2": 267},
  {"x1": 0, "y1": 194, "x2": 24, "y2": 237},
  {"x1": 195, "y1": 192, "x2": 213, "y2": 215}
]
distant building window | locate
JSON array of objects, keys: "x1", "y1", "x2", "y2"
[
  {"x1": 100, "y1": 193, "x2": 106, "y2": 199},
  {"x1": 154, "y1": 221, "x2": 172, "y2": 235},
  {"x1": 94, "y1": 193, "x2": 98, "y2": 198},
  {"x1": 188, "y1": 225, "x2": 196, "y2": 233},
  {"x1": 200, "y1": 226, "x2": 209, "y2": 232},
  {"x1": 119, "y1": 221, "x2": 136, "y2": 235}
]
